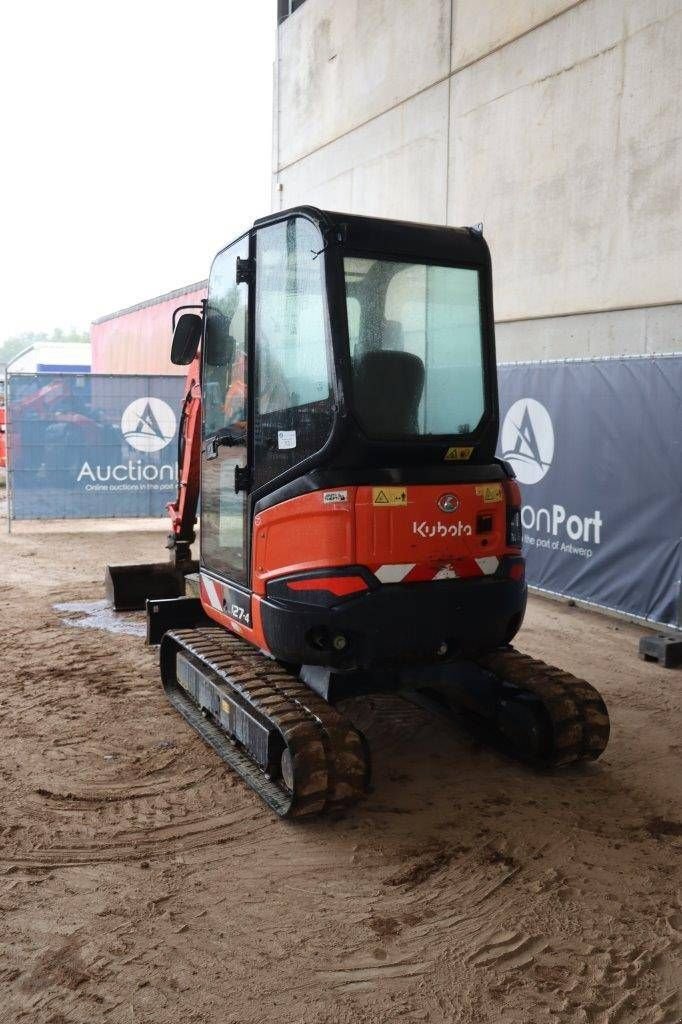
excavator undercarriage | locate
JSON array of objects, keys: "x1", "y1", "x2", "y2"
[{"x1": 152, "y1": 619, "x2": 609, "y2": 819}]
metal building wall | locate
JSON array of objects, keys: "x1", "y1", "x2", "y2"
[
  {"x1": 91, "y1": 281, "x2": 207, "y2": 375},
  {"x1": 273, "y1": 0, "x2": 682, "y2": 361}
]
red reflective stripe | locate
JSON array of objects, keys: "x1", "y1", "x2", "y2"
[
  {"x1": 370, "y1": 558, "x2": 497, "y2": 583},
  {"x1": 402, "y1": 563, "x2": 436, "y2": 582},
  {"x1": 287, "y1": 577, "x2": 368, "y2": 597},
  {"x1": 460, "y1": 558, "x2": 483, "y2": 577}
]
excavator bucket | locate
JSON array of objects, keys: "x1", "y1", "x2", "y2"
[{"x1": 105, "y1": 561, "x2": 198, "y2": 612}]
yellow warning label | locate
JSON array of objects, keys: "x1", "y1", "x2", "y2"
[
  {"x1": 476, "y1": 484, "x2": 503, "y2": 503},
  {"x1": 372, "y1": 486, "x2": 408, "y2": 507},
  {"x1": 444, "y1": 446, "x2": 474, "y2": 461},
  {"x1": 220, "y1": 699, "x2": 230, "y2": 715}
]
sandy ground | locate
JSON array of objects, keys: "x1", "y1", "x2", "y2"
[{"x1": 0, "y1": 524, "x2": 680, "y2": 1024}]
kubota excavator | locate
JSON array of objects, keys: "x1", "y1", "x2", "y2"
[{"x1": 106, "y1": 207, "x2": 610, "y2": 817}]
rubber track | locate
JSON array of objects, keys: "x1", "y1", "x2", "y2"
[
  {"x1": 474, "y1": 647, "x2": 610, "y2": 766},
  {"x1": 160, "y1": 627, "x2": 368, "y2": 818}
]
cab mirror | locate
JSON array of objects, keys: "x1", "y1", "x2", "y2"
[{"x1": 171, "y1": 313, "x2": 202, "y2": 365}]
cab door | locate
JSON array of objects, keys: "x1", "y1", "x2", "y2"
[
  {"x1": 251, "y1": 216, "x2": 334, "y2": 492},
  {"x1": 200, "y1": 235, "x2": 250, "y2": 587}
]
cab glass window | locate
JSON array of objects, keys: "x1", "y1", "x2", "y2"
[
  {"x1": 201, "y1": 237, "x2": 249, "y2": 584},
  {"x1": 344, "y1": 257, "x2": 485, "y2": 438},
  {"x1": 253, "y1": 218, "x2": 333, "y2": 486},
  {"x1": 203, "y1": 238, "x2": 248, "y2": 440}
]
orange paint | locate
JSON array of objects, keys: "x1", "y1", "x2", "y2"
[
  {"x1": 252, "y1": 482, "x2": 519, "y2": 589},
  {"x1": 201, "y1": 592, "x2": 270, "y2": 653},
  {"x1": 251, "y1": 490, "x2": 356, "y2": 595}
]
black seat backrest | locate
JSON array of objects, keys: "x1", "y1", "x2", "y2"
[{"x1": 354, "y1": 350, "x2": 425, "y2": 436}]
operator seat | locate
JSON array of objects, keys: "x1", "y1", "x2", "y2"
[{"x1": 354, "y1": 349, "x2": 425, "y2": 436}]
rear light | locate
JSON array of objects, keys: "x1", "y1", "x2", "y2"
[
  {"x1": 506, "y1": 557, "x2": 526, "y2": 582},
  {"x1": 507, "y1": 506, "x2": 523, "y2": 548},
  {"x1": 504, "y1": 479, "x2": 522, "y2": 506},
  {"x1": 287, "y1": 576, "x2": 368, "y2": 598},
  {"x1": 266, "y1": 568, "x2": 372, "y2": 608}
]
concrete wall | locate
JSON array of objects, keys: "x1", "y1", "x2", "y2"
[{"x1": 274, "y1": 0, "x2": 682, "y2": 360}]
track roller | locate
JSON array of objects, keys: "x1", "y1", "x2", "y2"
[{"x1": 159, "y1": 628, "x2": 369, "y2": 818}]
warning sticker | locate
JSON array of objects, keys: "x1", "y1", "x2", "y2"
[
  {"x1": 476, "y1": 484, "x2": 503, "y2": 503},
  {"x1": 444, "y1": 446, "x2": 474, "y2": 461},
  {"x1": 372, "y1": 487, "x2": 408, "y2": 507}
]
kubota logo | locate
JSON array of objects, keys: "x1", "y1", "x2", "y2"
[
  {"x1": 501, "y1": 398, "x2": 555, "y2": 485},
  {"x1": 121, "y1": 397, "x2": 176, "y2": 453}
]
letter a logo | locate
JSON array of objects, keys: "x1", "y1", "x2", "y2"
[
  {"x1": 121, "y1": 397, "x2": 177, "y2": 453},
  {"x1": 500, "y1": 398, "x2": 555, "y2": 485}
]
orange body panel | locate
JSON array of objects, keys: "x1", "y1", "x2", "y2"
[
  {"x1": 354, "y1": 484, "x2": 504, "y2": 566},
  {"x1": 252, "y1": 492, "x2": 357, "y2": 595},
  {"x1": 200, "y1": 573, "x2": 270, "y2": 652},
  {"x1": 252, "y1": 481, "x2": 517, "y2": 592}
]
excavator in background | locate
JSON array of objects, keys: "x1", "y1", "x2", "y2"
[{"x1": 106, "y1": 207, "x2": 610, "y2": 818}]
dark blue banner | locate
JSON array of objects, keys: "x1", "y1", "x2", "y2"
[
  {"x1": 8, "y1": 373, "x2": 185, "y2": 519},
  {"x1": 498, "y1": 355, "x2": 682, "y2": 628}
]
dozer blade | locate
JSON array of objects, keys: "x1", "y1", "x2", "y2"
[{"x1": 105, "y1": 561, "x2": 198, "y2": 612}]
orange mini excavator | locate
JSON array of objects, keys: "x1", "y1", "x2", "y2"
[{"x1": 106, "y1": 207, "x2": 610, "y2": 817}]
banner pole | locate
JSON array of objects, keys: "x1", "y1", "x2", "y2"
[{"x1": 4, "y1": 365, "x2": 11, "y2": 535}]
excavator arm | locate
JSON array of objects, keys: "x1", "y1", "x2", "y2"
[
  {"x1": 105, "y1": 325, "x2": 203, "y2": 612},
  {"x1": 165, "y1": 355, "x2": 202, "y2": 566}
]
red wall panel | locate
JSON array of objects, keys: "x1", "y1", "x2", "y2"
[{"x1": 91, "y1": 282, "x2": 207, "y2": 375}]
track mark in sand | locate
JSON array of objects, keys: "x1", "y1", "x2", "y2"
[
  {"x1": 0, "y1": 809, "x2": 269, "y2": 868},
  {"x1": 20, "y1": 932, "x2": 91, "y2": 995},
  {"x1": 318, "y1": 957, "x2": 432, "y2": 993},
  {"x1": 652, "y1": 990, "x2": 682, "y2": 1024},
  {"x1": 384, "y1": 848, "x2": 458, "y2": 889},
  {"x1": 466, "y1": 930, "x2": 548, "y2": 970},
  {"x1": 32, "y1": 769, "x2": 212, "y2": 806},
  {"x1": 666, "y1": 910, "x2": 682, "y2": 939},
  {"x1": 646, "y1": 817, "x2": 682, "y2": 838}
]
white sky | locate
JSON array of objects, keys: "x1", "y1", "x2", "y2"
[{"x1": 0, "y1": 0, "x2": 276, "y2": 343}]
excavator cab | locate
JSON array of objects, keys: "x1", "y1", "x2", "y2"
[
  {"x1": 202, "y1": 210, "x2": 520, "y2": 656},
  {"x1": 106, "y1": 208, "x2": 609, "y2": 818}
]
